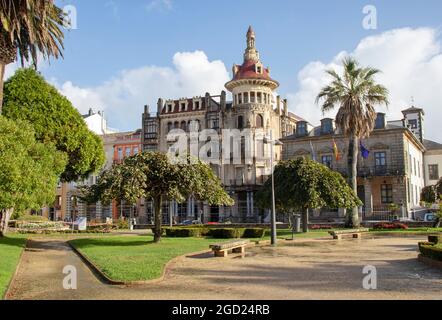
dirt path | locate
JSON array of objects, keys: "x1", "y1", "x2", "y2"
[{"x1": 6, "y1": 237, "x2": 442, "y2": 300}]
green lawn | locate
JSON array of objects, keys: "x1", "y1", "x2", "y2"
[{"x1": 0, "y1": 236, "x2": 27, "y2": 298}]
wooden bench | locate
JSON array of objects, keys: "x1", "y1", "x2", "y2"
[
  {"x1": 209, "y1": 240, "x2": 250, "y2": 257},
  {"x1": 329, "y1": 228, "x2": 369, "y2": 240}
]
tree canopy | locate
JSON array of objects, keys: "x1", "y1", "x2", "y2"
[
  {"x1": 3, "y1": 68, "x2": 105, "y2": 182},
  {"x1": 421, "y1": 179, "x2": 442, "y2": 204},
  {"x1": 256, "y1": 158, "x2": 362, "y2": 232},
  {"x1": 81, "y1": 152, "x2": 234, "y2": 242},
  {"x1": 0, "y1": 116, "x2": 66, "y2": 236}
]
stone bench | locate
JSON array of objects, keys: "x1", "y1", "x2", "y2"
[
  {"x1": 209, "y1": 240, "x2": 250, "y2": 257},
  {"x1": 329, "y1": 228, "x2": 369, "y2": 240}
]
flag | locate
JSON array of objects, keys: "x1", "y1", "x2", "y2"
[
  {"x1": 310, "y1": 141, "x2": 316, "y2": 161},
  {"x1": 333, "y1": 139, "x2": 341, "y2": 161},
  {"x1": 360, "y1": 141, "x2": 370, "y2": 159}
]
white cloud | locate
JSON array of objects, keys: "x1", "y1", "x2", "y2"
[
  {"x1": 287, "y1": 27, "x2": 442, "y2": 142},
  {"x1": 145, "y1": 0, "x2": 173, "y2": 12},
  {"x1": 56, "y1": 50, "x2": 230, "y2": 130}
]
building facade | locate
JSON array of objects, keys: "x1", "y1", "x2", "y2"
[
  {"x1": 282, "y1": 108, "x2": 428, "y2": 220},
  {"x1": 141, "y1": 27, "x2": 300, "y2": 223}
]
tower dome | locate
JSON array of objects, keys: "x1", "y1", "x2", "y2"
[{"x1": 225, "y1": 26, "x2": 279, "y2": 91}]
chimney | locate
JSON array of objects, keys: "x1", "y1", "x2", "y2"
[
  {"x1": 283, "y1": 99, "x2": 288, "y2": 117},
  {"x1": 221, "y1": 91, "x2": 227, "y2": 110},
  {"x1": 276, "y1": 96, "x2": 281, "y2": 114},
  {"x1": 157, "y1": 99, "x2": 163, "y2": 116},
  {"x1": 144, "y1": 105, "x2": 150, "y2": 115}
]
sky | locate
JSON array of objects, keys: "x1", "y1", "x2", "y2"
[{"x1": 5, "y1": 0, "x2": 442, "y2": 141}]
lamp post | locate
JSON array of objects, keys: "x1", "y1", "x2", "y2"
[{"x1": 264, "y1": 131, "x2": 283, "y2": 247}]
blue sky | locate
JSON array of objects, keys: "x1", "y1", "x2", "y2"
[{"x1": 8, "y1": 0, "x2": 442, "y2": 140}]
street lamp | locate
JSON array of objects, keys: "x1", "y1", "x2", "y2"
[{"x1": 263, "y1": 131, "x2": 283, "y2": 247}]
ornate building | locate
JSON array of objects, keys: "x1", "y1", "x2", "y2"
[{"x1": 141, "y1": 27, "x2": 300, "y2": 223}]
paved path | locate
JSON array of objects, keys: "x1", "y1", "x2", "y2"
[{"x1": 6, "y1": 236, "x2": 442, "y2": 300}]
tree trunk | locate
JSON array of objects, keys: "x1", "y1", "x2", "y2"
[
  {"x1": 0, "y1": 62, "x2": 6, "y2": 114},
  {"x1": 153, "y1": 195, "x2": 163, "y2": 243},
  {"x1": 302, "y1": 208, "x2": 309, "y2": 233},
  {"x1": 0, "y1": 208, "x2": 14, "y2": 237},
  {"x1": 347, "y1": 136, "x2": 361, "y2": 228}
]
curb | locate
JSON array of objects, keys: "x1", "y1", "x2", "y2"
[
  {"x1": 417, "y1": 254, "x2": 442, "y2": 270},
  {"x1": 3, "y1": 238, "x2": 29, "y2": 300},
  {"x1": 67, "y1": 241, "x2": 214, "y2": 286}
]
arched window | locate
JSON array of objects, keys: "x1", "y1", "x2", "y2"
[
  {"x1": 256, "y1": 114, "x2": 264, "y2": 128},
  {"x1": 167, "y1": 122, "x2": 173, "y2": 133},
  {"x1": 181, "y1": 121, "x2": 187, "y2": 131},
  {"x1": 238, "y1": 116, "x2": 244, "y2": 129},
  {"x1": 174, "y1": 121, "x2": 179, "y2": 129}
]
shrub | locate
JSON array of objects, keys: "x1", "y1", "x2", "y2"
[
  {"x1": 428, "y1": 235, "x2": 442, "y2": 244},
  {"x1": 373, "y1": 222, "x2": 408, "y2": 230},
  {"x1": 310, "y1": 225, "x2": 334, "y2": 230},
  {"x1": 419, "y1": 242, "x2": 442, "y2": 261},
  {"x1": 165, "y1": 228, "x2": 203, "y2": 238},
  {"x1": 209, "y1": 228, "x2": 245, "y2": 239},
  {"x1": 114, "y1": 219, "x2": 129, "y2": 230},
  {"x1": 16, "y1": 215, "x2": 49, "y2": 222},
  {"x1": 243, "y1": 228, "x2": 266, "y2": 238}
]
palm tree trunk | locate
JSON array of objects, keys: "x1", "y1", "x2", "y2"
[
  {"x1": 347, "y1": 136, "x2": 360, "y2": 227},
  {"x1": 0, "y1": 62, "x2": 6, "y2": 114},
  {"x1": 153, "y1": 195, "x2": 163, "y2": 243},
  {"x1": 0, "y1": 208, "x2": 14, "y2": 237}
]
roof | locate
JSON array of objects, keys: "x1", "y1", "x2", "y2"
[
  {"x1": 424, "y1": 139, "x2": 442, "y2": 151},
  {"x1": 232, "y1": 59, "x2": 274, "y2": 82},
  {"x1": 402, "y1": 106, "x2": 425, "y2": 115}
]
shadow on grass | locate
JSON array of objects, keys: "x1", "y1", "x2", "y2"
[
  {"x1": 70, "y1": 238, "x2": 155, "y2": 248},
  {"x1": 0, "y1": 236, "x2": 27, "y2": 249}
]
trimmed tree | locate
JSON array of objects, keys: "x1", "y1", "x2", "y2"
[
  {"x1": 3, "y1": 68, "x2": 105, "y2": 182},
  {"x1": 316, "y1": 57, "x2": 389, "y2": 228},
  {"x1": 256, "y1": 158, "x2": 362, "y2": 232},
  {"x1": 0, "y1": 116, "x2": 66, "y2": 236},
  {"x1": 80, "y1": 152, "x2": 234, "y2": 243}
]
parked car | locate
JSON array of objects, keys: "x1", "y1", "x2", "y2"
[
  {"x1": 423, "y1": 213, "x2": 437, "y2": 222},
  {"x1": 180, "y1": 220, "x2": 202, "y2": 226}
]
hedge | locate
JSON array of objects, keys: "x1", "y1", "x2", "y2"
[
  {"x1": 165, "y1": 228, "x2": 205, "y2": 238},
  {"x1": 428, "y1": 235, "x2": 442, "y2": 244},
  {"x1": 419, "y1": 242, "x2": 442, "y2": 261},
  {"x1": 209, "y1": 228, "x2": 245, "y2": 239},
  {"x1": 243, "y1": 228, "x2": 266, "y2": 238}
]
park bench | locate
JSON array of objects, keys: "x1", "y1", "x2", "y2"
[
  {"x1": 329, "y1": 228, "x2": 369, "y2": 240},
  {"x1": 209, "y1": 240, "x2": 250, "y2": 257}
]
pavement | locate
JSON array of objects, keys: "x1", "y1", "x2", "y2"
[{"x1": 6, "y1": 236, "x2": 442, "y2": 300}]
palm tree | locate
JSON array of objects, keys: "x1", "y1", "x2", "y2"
[
  {"x1": 316, "y1": 57, "x2": 389, "y2": 227},
  {"x1": 0, "y1": 0, "x2": 65, "y2": 112}
]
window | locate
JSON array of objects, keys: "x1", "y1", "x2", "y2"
[
  {"x1": 181, "y1": 121, "x2": 187, "y2": 131},
  {"x1": 238, "y1": 93, "x2": 242, "y2": 104},
  {"x1": 147, "y1": 122, "x2": 157, "y2": 133},
  {"x1": 167, "y1": 122, "x2": 173, "y2": 133},
  {"x1": 125, "y1": 148, "x2": 131, "y2": 157},
  {"x1": 296, "y1": 122, "x2": 307, "y2": 136},
  {"x1": 210, "y1": 118, "x2": 219, "y2": 129},
  {"x1": 257, "y1": 66, "x2": 262, "y2": 74},
  {"x1": 133, "y1": 147, "x2": 139, "y2": 155},
  {"x1": 381, "y1": 184, "x2": 393, "y2": 204},
  {"x1": 238, "y1": 116, "x2": 244, "y2": 130},
  {"x1": 180, "y1": 103, "x2": 186, "y2": 112},
  {"x1": 256, "y1": 114, "x2": 263, "y2": 128},
  {"x1": 429, "y1": 164, "x2": 439, "y2": 180},
  {"x1": 117, "y1": 147, "x2": 123, "y2": 160},
  {"x1": 321, "y1": 119, "x2": 333, "y2": 134},
  {"x1": 375, "y1": 113, "x2": 385, "y2": 129},
  {"x1": 321, "y1": 155, "x2": 333, "y2": 168},
  {"x1": 167, "y1": 104, "x2": 173, "y2": 113},
  {"x1": 417, "y1": 161, "x2": 420, "y2": 178},
  {"x1": 250, "y1": 92, "x2": 256, "y2": 103},
  {"x1": 194, "y1": 101, "x2": 200, "y2": 110},
  {"x1": 243, "y1": 92, "x2": 249, "y2": 103},
  {"x1": 257, "y1": 92, "x2": 262, "y2": 104},
  {"x1": 408, "y1": 119, "x2": 418, "y2": 129},
  {"x1": 375, "y1": 152, "x2": 386, "y2": 167}
]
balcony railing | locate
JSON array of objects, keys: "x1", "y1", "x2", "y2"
[{"x1": 333, "y1": 165, "x2": 405, "y2": 177}]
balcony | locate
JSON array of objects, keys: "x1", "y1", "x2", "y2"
[{"x1": 334, "y1": 165, "x2": 405, "y2": 178}]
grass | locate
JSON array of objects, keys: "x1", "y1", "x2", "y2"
[
  {"x1": 0, "y1": 235, "x2": 27, "y2": 298},
  {"x1": 70, "y1": 236, "x2": 231, "y2": 282}
]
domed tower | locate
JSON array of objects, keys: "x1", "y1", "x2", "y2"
[
  {"x1": 225, "y1": 26, "x2": 280, "y2": 133},
  {"x1": 223, "y1": 27, "x2": 282, "y2": 221}
]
